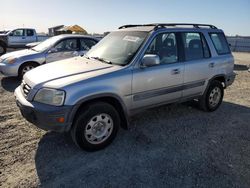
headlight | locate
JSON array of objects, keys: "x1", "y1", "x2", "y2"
[
  {"x1": 3, "y1": 57, "x2": 17, "y2": 64},
  {"x1": 34, "y1": 88, "x2": 65, "y2": 106}
]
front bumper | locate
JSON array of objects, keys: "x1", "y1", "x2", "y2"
[
  {"x1": 14, "y1": 86, "x2": 73, "y2": 132},
  {"x1": 225, "y1": 72, "x2": 236, "y2": 87},
  {"x1": 0, "y1": 62, "x2": 19, "y2": 77}
]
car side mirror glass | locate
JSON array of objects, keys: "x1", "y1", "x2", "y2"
[{"x1": 141, "y1": 54, "x2": 160, "y2": 68}]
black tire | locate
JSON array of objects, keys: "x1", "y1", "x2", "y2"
[
  {"x1": 199, "y1": 80, "x2": 224, "y2": 112},
  {"x1": 0, "y1": 43, "x2": 6, "y2": 56},
  {"x1": 18, "y1": 62, "x2": 39, "y2": 79},
  {"x1": 71, "y1": 102, "x2": 120, "y2": 151}
]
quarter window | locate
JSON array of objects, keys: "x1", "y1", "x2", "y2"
[
  {"x1": 210, "y1": 33, "x2": 230, "y2": 55},
  {"x1": 181, "y1": 32, "x2": 210, "y2": 61},
  {"x1": 145, "y1": 33, "x2": 178, "y2": 64}
]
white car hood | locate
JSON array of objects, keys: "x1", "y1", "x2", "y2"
[{"x1": 24, "y1": 56, "x2": 121, "y2": 88}]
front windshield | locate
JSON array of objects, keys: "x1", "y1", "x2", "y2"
[
  {"x1": 32, "y1": 36, "x2": 61, "y2": 52},
  {"x1": 86, "y1": 31, "x2": 148, "y2": 65}
]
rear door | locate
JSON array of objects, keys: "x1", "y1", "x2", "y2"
[
  {"x1": 25, "y1": 29, "x2": 37, "y2": 44},
  {"x1": 132, "y1": 32, "x2": 184, "y2": 109},
  {"x1": 181, "y1": 32, "x2": 213, "y2": 98}
]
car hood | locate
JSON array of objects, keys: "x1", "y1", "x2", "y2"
[
  {"x1": 0, "y1": 49, "x2": 38, "y2": 60},
  {"x1": 24, "y1": 56, "x2": 122, "y2": 88},
  {"x1": 0, "y1": 34, "x2": 8, "y2": 37}
]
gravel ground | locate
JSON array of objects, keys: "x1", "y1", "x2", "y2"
[{"x1": 0, "y1": 52, "x2": 250, "y2": 188}]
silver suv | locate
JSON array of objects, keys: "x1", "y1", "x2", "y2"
[{"x1": 14, "y1": 23, "x2": 235, "y2": 151}]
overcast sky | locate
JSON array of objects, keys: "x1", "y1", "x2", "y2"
[{"x1": 1, "y1": 0, "x2": 250, "y2": 36}]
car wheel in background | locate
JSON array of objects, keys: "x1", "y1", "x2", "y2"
[{"x1": 18, "y1": 62, "x2": 39, "y2": 79}]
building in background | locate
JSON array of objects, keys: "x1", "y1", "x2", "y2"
[
  {"x1": 48, "y1": 25, "x2": 87, "y2": 36},
  {"x1": 48, "y1": 25, "x2": 64, "y2": 36}
]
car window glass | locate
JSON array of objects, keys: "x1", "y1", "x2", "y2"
[
  {"x1": 182, "y1": 32, "x2": 210, "y2": 61},
  {"x1": 86, "y1": 31, "x2": 148, "y2": 65},
  {"x1": 210, "y1": 33, "x2": 230, "y2": 55},
  {"x1": 12, "y1": 29, "x2": 24, "y2": 36},
  {"x1": 201, "y1": 35, "x2": 210, "y2": 58},
  {"x1": 54, "y1": 39, "x2": 78, "y2": 51},
  {"x1": 80, "y1": 39, "x2": 97, "y2": 51},
  {"x1": 145, "y1": 33, "x2": 178, "y2": 64},
  {"x1": 27, "y1": 29, "x2": 34, "y2": 36}
]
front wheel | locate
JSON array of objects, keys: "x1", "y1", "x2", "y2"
[
  {"x1": 18, "y1": 62, "x2": 38, "y2": 79},
  {"x1": 71, "y1": 102, "x2": 120, "y2": 151},
  {"x1": 199, "y1": 80, "x2": 224, "y2": 112}
]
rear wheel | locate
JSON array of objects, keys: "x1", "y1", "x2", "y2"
[
  {"x1": 71, "y1": 102, "x2": 120, "y2": 151},
  {"x1": 199, "y1": 80, "x2": 224, "y2": 112},
  {"x1": 18, "y1": 62, "x2": 38, "y2": 79}
]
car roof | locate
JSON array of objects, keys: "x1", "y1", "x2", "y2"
[
  {"x1": 117, "y1": 23, "x2": 223, "y2": 33},
  {"x1": 55, "y1": 34, "x2": 99, "y2": 40}
]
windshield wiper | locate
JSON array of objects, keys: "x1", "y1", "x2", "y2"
[
  {"x1": 31, "y1": 48, "x2": 38, "y2": 52},
  {"x1": 91, "y1": 56, "x2": 113, "y2": 64},
  {"x1": 81, "y1": 54, "x2": 90, "y2": 59}
]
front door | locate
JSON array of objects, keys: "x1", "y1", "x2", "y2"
[
  {"x1": 132, "y1": 32, "x2": 184, "y2": 109},
  {"x1": 46, "y1": 38, "x2": 79, "y2": 63},
  {"x1": 8, "y1": 29, "x2": 26, "y2": 47}
]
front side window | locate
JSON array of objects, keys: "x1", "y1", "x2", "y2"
[
  {"x1": 182, "y1": 32, "x2": 210, "y2": 61},
  {"x1": 210, "y1": 33, "x2": 230, "y2": 55},
  {"x1": 54, "y1": 38, "x2": 78, "y2": 52},
  {"x1": 145, "y1": 33, "x2": 178, "y2": 64},
  {"x1": 86, "y1": 31, "x2": 148, "y2": 65},
  {"x1": 12, "y1": 29, "x2": 24, "y2": 36}
]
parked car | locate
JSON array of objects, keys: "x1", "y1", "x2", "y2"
[
  {"x1": 15, "y1": 23, "x2": 235, "y2": 151},
  {"x1": 0, "y1": 34, "x2": 99, "y2": 78},
  {"x1": 0, "y1": 28, "x2": 48, "y2": 55}
]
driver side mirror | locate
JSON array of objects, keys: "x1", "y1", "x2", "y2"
[
  {"x1": 141, "y1": 54, "x2": 160, "y2": 68},
  {"x1": 48, "y1": 48, "x2": 58, "y2": 53},
  {"x1": 8, "y1": 32, "x2": 13, "y2": 36}
]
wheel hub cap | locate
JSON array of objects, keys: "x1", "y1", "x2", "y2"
[
  {"x1": 84, "y1": 113, "x2": 113, "y2": 144},
  {"x1": 209, "y1": 87, "x2": 221, "y2": 107}
]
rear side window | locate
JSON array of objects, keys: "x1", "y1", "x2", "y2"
[
  {"x1": 209, "y1": 33, "x2": 230, "y2": 55},
  {"x1": 80, "y1": 38, "x2": 97, "y2": 51},
  {"x1": 27, "y1": 29, "x2": 34, "y2": 36},
  {"x1": 181, "y1": 32, "x2": 210, "y2": 61}
]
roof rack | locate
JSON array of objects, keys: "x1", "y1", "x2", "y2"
[{"x1": 118, "y1": 23, "x2": 218, "y2": 30}]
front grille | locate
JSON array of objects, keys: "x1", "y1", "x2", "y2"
[{"x1": 21, "y1": 81, "x2": 31, "y2": 97}]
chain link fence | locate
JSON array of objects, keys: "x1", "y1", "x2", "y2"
[{"x1": 227, "y1": 36, "x2": 250, "y2": 52}]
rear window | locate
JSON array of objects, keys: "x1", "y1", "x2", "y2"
[{"x1": 209, "y1": 33, "x2": 230, "y2": 55}]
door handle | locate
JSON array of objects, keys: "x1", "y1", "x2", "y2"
[
  {"x1": 209, "y1": 62, "x2": 215, "y2": 68},
  {"x1": 171, "y1": 68, "x2": 180, "y2": 75},
  {"x1": 22, "y1": 37, "x2": 26, "y2": 39}
]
